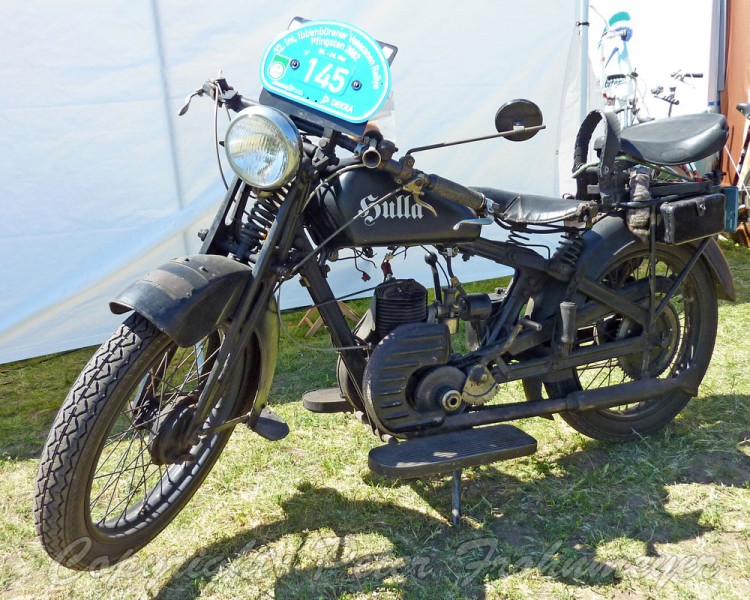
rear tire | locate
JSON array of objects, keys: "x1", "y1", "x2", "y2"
[
  {"x1": 34, "y1": 314, "x2": 255, "y2": 570},
  {"x1": 546, "y1": 243, "x2": 718, "y2": 442}
]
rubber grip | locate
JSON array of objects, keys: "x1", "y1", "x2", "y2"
[{"x1": 428, "y1": 174, "x2": 485, "y2": 211}]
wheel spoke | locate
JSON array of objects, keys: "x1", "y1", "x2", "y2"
[
  {"x1": 553, "y1": 246, "x2": 710, "y2": 434},
  {"x1": 94, "y1": 430, "x2": 142, "y2": 518},
  {"x1": 91, "y1": 337, "x2": 216, "y2": 525},
  {"x1": 99, "y1": 433, "x2": 156, "y2": 524}
]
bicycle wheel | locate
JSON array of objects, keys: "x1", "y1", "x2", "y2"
[
  {"x1": 546, "y1": 243, "x2": 718, "y2": 442},
  {"x1": 35, "y1": 313, "x2": 257, "y2": 570}
]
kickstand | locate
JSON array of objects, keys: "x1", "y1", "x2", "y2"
[{"x1": 452, "y1": 469, "x2": 462, "y2": 526}]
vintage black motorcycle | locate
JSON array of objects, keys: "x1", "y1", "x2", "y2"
[{"x1": 35, "y1": 19, "x2": 735, "y2": 570}]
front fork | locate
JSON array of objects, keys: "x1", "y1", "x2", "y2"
[
  {"x1": 187, "y1": 168, "x2": 371, "y2": 440},
  {"x1": 187, "y1": 173, "x2": 310, "y2": 439}
]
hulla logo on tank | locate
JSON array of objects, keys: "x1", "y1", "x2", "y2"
[{"x1": 359, "y1": 193, "x2": 431, "y2": 226}]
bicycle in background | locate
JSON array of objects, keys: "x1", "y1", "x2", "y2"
[{"x1": 651, "y1": 70, "x2": 704, "y2": 118}]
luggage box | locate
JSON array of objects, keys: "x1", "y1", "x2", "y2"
[{"x1": 659, "y1": 193, "x2": 725, "y2": 245}]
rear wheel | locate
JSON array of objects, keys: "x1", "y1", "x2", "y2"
[
  {"x1": 546, "y1": 243, "x2": 717, "y2": 442},
  {"x1": 34, "y1": 313, "x2": 258, "y2": 570}
]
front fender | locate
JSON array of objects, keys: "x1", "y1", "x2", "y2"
[
  {"x1": 111, "y1": 254, "x2": 280, "y2": 421},
  {"x1": 110, "y1": 254, "x2": 269, "y2": 346}
]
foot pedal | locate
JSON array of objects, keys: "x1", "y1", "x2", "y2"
[
  {"x1": 249, "y1": 406, "x2": 289, "y2": 441},
  {"x1": 302, "y1": 388, "x2": 353, "y2": 414},
  {"x1": 368, "y1": 424, "x2": 537, "y2": 478}
]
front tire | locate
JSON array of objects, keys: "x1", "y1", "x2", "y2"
[
  {"x1": 34, "y1": 314, "x2": 255, "y2": 570},
  {"x1": 547, "y1": 243, "x2": 718, "y2": 442}
]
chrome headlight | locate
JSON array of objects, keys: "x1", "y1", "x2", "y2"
[{"x1": 224, "y1": 105, "x2": 302, "y2": 190}]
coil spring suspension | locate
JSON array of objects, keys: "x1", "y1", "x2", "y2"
[
  {"x1": 236, "y1": 191, "x2": 284, "y2": 263},
  {"x1": 507, "y1": 227, "x2": 554, "y2": 259},
  {"x1": 549, "y1": 233, "x2": 584, "y2": 277}
]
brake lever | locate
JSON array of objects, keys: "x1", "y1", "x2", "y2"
[
  {"x1": 179, "y1": 74, "x2": 230, "y2": 116},
  {"x1": 178, "y1": 88, "x2": 205, "y2": 116}
]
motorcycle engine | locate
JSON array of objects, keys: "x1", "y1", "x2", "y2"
[
  {"x1": 336, "y1": 278, "x2": 428, "y2": 410},
  {"x1": 340, "y1": 277, "x2": 473, "y2": 434}
]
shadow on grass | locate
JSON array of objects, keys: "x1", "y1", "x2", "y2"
[
  {"x1": 154, "y1": 484, "x2": 492, "y2": 599},
  {"x1": 153, "y1": 395, "x2": 750, "y2": 599}
]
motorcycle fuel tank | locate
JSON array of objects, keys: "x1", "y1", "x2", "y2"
[{"x1": 306, "y1": 169, "x2": 482, "y2": 249}]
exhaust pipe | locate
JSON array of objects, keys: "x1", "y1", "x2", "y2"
[{"x1": 438, "y1": 373, "x2": 699, "y2": 433}]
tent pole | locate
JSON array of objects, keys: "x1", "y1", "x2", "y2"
[{"x1": 579, "y1": 0, "x2": 590, "y2": 123}]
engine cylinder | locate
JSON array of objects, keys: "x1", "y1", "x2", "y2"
[{"x1": 374, "y1": 279, "x2": 427, "y2": 339}]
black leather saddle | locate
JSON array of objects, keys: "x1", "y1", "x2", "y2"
[
  {"x1": 472, "y1": 113, "x2": 726, "y2": 226},
  {"x1": 619, "y1": 113, "x2": 728, "y2": 166},
  {"x1": 471, "y1": 187, "x2": 596, "y2": 226}
]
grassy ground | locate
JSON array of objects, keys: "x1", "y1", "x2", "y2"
[{"x1": 1, "y1": 242, "x2": 749, "y2": 599}]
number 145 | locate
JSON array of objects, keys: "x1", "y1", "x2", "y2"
[{"x1": 303, "y1": 58, "x2": 350, "y2": 94}]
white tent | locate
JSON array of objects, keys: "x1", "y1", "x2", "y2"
[{"x1": 0, "y1": 0, "x2": 717, "y2": 364}]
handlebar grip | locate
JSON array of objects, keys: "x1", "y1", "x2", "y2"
[
  {"x1": 427, "y1": 174, "x2": 486, "y2": 212},
  {"x1": 688, "y1": 73, "x2": 704, "y2": 78}
]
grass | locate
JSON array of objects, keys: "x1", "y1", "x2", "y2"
[{"x1": 1, "y1": 241, "x2": 749, "y2": 599}]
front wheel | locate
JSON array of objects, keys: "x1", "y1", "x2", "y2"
[
  {"x1": 546, "y1": 243, "x2": 718, "y2": 442},
  {"x1": 34, "y1": 313, "x2": 258, "y2": 570}
]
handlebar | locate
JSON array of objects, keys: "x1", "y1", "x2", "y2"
[
  {"x1": 179, "y1": 77, "x2": 255, "y2": 117},
  {"x1": 671, "y1": 70, "x2": 703, "y2": 81},
  {"x1": 189, "y1": 76, "x2": 486, "y2": 213},
  {"x1": 373, "y1": 153, "x2": 486, "y2": 212},
  {"x1": 329, "y1": 123, "x2": 487, "y2": 212},
  {"x1": 427, "y1": 174, "x2": 486, "y2": 211}
]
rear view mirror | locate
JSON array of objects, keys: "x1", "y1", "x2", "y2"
[{"x1": 495, "y1": 99, "x2": 543, "y2": 141}]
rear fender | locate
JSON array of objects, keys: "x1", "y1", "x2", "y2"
[
  {"x1": 526, "y1": 216, "x2": 732, "y2": 388},
  {"x1": 530, "y1": 216, "x2": 734, "y2": 326},
  {"x1": 578, "y1": 216, "x2": 735, "y2": 301}
]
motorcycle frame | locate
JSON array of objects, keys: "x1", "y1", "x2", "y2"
[{"x1": 187, "y1": 162, "x2": 723, "y2": 437}]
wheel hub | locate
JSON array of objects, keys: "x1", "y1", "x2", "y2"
[
  {"x1": 148, "y1": 397, "x2": 198, "y2": 465},
  {"x1": 618, "y1": 302, "x2": 681, "y2": 379}
]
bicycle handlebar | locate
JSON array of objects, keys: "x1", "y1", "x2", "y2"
[{"x1": 670, "y1": 70, "x2": 703, "y2": 81}]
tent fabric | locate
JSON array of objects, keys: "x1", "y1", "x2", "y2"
[{"x1": 0, "y1": 1, "x2": 586, "y2": 364}]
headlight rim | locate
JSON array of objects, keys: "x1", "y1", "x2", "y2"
[{"x1": 224, "y1": 105, "x2": 302, "y2": 190}]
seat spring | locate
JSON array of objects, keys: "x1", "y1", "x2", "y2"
[
  {"x1": 552, "y1": 233, "x2": 584, "y2": 269},
  {"x1": 507, "y1": 229, "x2": 531, "y2": 246}
]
